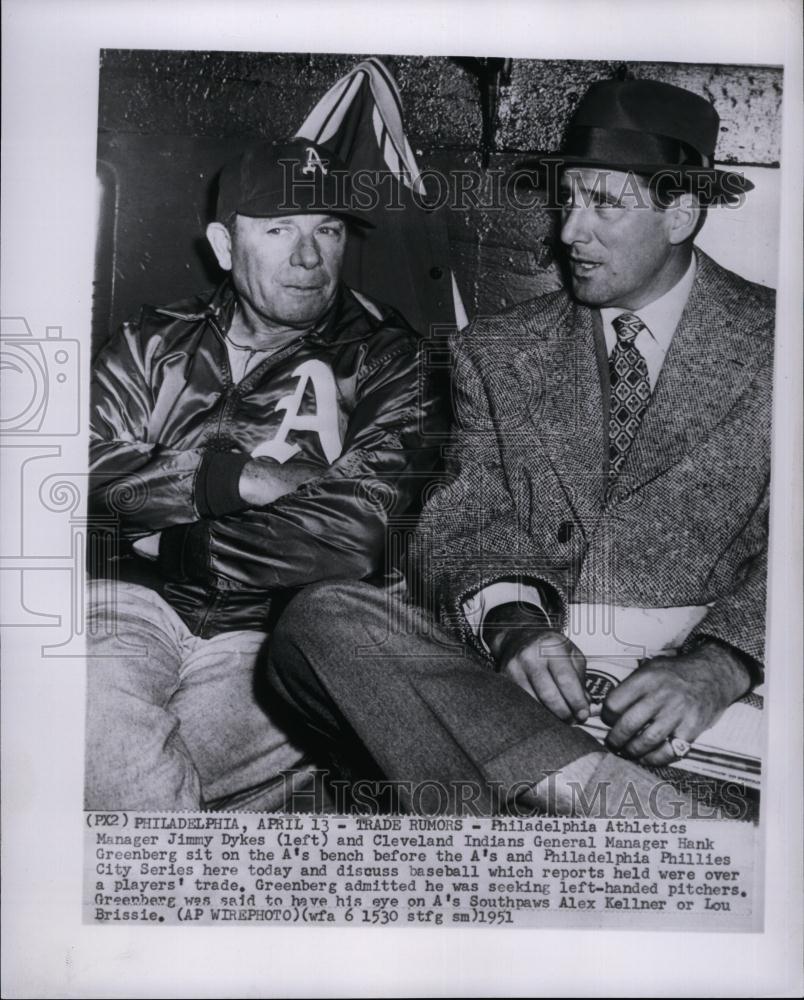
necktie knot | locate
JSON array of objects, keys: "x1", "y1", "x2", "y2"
[{"x1": 613, "y1": 312, "x2": 648, "y2": 346}]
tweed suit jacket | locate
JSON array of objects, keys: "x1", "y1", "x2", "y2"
[{"x1": 415, "y1": 248, "x2": 774, "y2": 667}]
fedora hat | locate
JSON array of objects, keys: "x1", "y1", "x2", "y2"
[{"x1": 518, "y1": 78, "x2": 753, "y2": 205}]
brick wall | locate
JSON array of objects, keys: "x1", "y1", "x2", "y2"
[{"x1": 94, "y1": 51, "x2": 782, "y2": 346}]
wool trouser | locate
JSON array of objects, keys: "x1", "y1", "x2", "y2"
[{"x1": 265, "y1": 580, "x2": 679, "y2": 816}]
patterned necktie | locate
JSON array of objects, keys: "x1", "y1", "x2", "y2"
[{"x1": 608, "y1": 312, "x2": 651, "y2": 478}]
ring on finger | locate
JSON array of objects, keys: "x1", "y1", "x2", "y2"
[{"x1": 665, "y1": 736, "x2": 691, "y2": 759}]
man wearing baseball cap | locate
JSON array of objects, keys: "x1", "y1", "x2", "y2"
[
  {"x1": 86, "y1": 139, "x2": 445, "y2": 810},
  {"x1": 268, "y1": 80, "x2": 773, "y2": 816}
]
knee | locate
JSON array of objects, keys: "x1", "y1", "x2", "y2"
[
  {"x1": 87, "y1": 579, "x2": 178, "y2": 641},
  {"x1": 270, "y1": 579, "x2": 356, "y2": 663},
  {"x1": 267, "y1": 579, "x2": 381, "y2": 698},
  {"x1": 273, "y1": 579, "x2": 381, "y2": 646}
]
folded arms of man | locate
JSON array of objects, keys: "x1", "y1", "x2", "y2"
[{"x1": 91, "y1": 311, "x2": 446, "y2": 590}]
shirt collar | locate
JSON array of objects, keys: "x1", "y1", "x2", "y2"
[{"x1": 600, "y1": 254, "x2": 697, "y2": 352}]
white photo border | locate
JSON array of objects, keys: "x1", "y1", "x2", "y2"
[{"x1": 1, "y1": 0, "x2": 802, "y2": 997}]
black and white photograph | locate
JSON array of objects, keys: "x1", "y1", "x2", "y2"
[
  {"x1": 85, "y1": 45, "x2": 777, "y2": 821},
  {"x1": 2, "y1": 0, "x2": 802, "y2": 997}
]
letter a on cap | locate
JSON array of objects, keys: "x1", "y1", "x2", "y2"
[{"x1": 302, "y1": 146, "x2": 328, "y2": 177}]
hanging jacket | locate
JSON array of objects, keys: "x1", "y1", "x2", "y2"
[{"x1": 295, "y1": 56, "x2": 469, "y2": 335}]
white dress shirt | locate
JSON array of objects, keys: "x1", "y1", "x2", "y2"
[
  {"x1": 464, "y1": 255, "x2": 698, "y2": 651},
  {"x1": 600, "y1": 255, "x2": 696, "y2": 389}
]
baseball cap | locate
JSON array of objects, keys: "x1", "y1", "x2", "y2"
[{"x1": 215, "y1": 139, "x2": 374, "y2": 226}]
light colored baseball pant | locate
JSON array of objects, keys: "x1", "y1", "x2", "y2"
[{"x1": 85, "y1": 579, "x2": 311, "y2": 811}]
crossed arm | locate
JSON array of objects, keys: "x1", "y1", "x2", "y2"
[
  {"x1": 89, "y1": 322, "x2": 328, "y2": 538},
  {"x1": 129, "y1": 457, "x2": 320, "y2": 558},
  {"x1": 90, "y1": 319, "x2": 444, "y2": 590}
]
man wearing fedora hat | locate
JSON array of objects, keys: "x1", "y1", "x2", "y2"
[
  {"x1": 85, "y1": 139, "x2": 445, "y2": 811},
  {"x1": 266, "y1": 80, "x2": 773, "y2": 815}
]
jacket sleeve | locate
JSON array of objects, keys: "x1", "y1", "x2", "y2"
[
  {"x1": 156, "y1": 331, "x2": 447, "y2": 590},
  {"x1": 680, "y1": 335, "x2": 773, "y2": 678},
  {"x1": 684, "y1": 477, "x2": 770, "y2": 678},
  {"x1": 409, "y1": 326, "x2": 570, "y2": 650},
  {"x1": 88, "y1": 318, "x2": 239, "y2": 536}
]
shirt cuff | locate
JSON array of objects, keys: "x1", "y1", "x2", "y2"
[
  {"x1": 195, "y1": 452, "x2": 251, "y2": 518},
  {"x1": 463, "y1": 581, "x2": 547, "y2": 654}
]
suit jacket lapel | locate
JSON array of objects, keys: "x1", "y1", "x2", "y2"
[
  {"x1": 614, "y1": 249, "x2": 769, "y2": 494},
  {"x1": 522, "y1": 300, "x2": 607, "y2": 532}
]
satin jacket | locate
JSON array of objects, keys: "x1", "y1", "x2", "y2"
[{"x1": 90, "y1": 281, "x2": 445, "y2": 636}]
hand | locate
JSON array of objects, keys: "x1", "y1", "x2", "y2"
[
  {"x1": 132, "y1": 531, "x2": 161, "y2": 560},
  {"x1": 602, "y1": 641, "x2": 752, "y2": 766},
  {"x1": 238, "y1": 458, "x2": 321, "y2": 507},
  {"x1": 492, "y1": 624, "x2": 590, "y2": 724}
]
